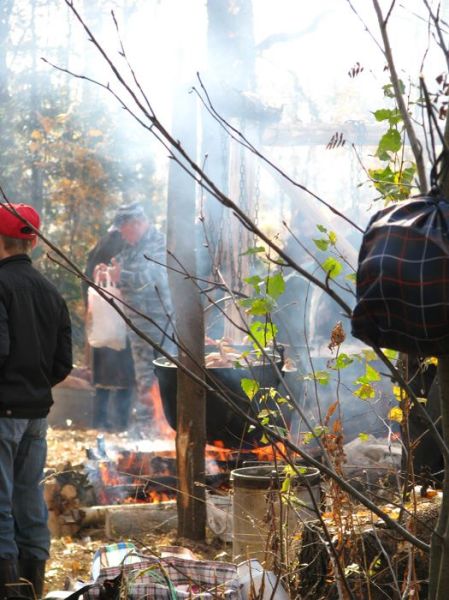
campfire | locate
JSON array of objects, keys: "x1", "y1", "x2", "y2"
[
  {"x1": 45, "y1": 361, "x2": 295, "y2": 540},
  {"x1": 85, "y1": 434, "x2": 291, "y2": 507},
  {"x1": 44, "y1": 429, "x2": 292, "y2": 538}
]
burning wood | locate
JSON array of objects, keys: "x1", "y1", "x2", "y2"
[{"x1": 44, "y1": 427, "x2": 295, "y2": 543}]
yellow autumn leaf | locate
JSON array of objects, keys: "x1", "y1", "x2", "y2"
[
  {"x1": 30, "y1": 129, "x2": 42, "y2": 140},
  {"x1": 426, "y1": 357, "x2": 438, "y2": 366},
  {"x1": 388, "y1": 407, "x2": 403, "y2": 423},
  {"x1": 392, "y1": 385, "x2": 403, "y2": 401}
]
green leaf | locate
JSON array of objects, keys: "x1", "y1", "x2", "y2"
[
  {"x1": 283, "y1": 465, "x2": 297, "y2": 477},
  {"x1": 247, "y1": 297, "x2": 275, "y2": 316},
  {"x1": 382, "y1": 348, "x2": 398, "y2": 360},
  {"x1": 244, "y1": 275, "x2": 263, "y2": 289},
  {"x1": 266, "y1": 272, "x2": 285, "y2": 299},
  {"x1": 316, "y1": 224, "x2": 327, "y2": 233},
  {"x1": 302, "y1": 426, "x2": 329, "y2": 444},
  {"x1": 377, "y1": 129, "x2": 402, "y2": 155},
  {"x1": 281, "y1": 477, "x2": 291, "y2": 494},
  {"x1": 238, "y1": 298, "x2": 254, "y2": 309},
  {"x1": 402, "y1": 165, "x2": 416, "y2": 183},
  {"x1": 249, "y1": 321, "x2": 278, "y2": 348},
  {"x1": 334, "y1": 353, "x2": 354, "y2": 369},
  {"x1": 258, "y1": 409, "x2": 273, "y2": 419},
  {"x1": 314, "y1": 370, "x2": 330, "y2": 385},
  {"x1": 240, "y1": 246, "x2": 265, "y2": 256},
  {"x1": 358, "y1": 432, "x2": 370, "y2": 442},
  {"x1": 241, "y1": 378, "x2": 260, "y2": 400},
  {"x1": 345, "y1": 273, "x2": 357, "y2": 283},
  {"x1": 313, "y1": 238, "x2": 329, "y2": 251},
  {"x1": 328, "y1": 231, "x2": 337, "y2": 245},
  {"x1": 354, "y1": 383, "x2": 376, "y2": 400},
  {"x1": 373, "y1": 108, "x2": 393, "y2": 121},
  {"x1": 383, "y1": 83, "x2": 395, "y2": 98},
  {"x1": 322, "y1": 257, "x2": 343, "y2": 278},
  {"x1": 362, "y1": 349, "x2": 377, "y2": 362},
  {"x1": 383, "y1": 80, "x2": 405, "y2": 98},
  {"x1": 373, "y1": 108, "x2": 403, "y2": 125},
  {"x1": 369, "y1": 165, "x2": 394, "y2": 184},
  {"x1": 366, "y1": 363, "x2": 381, "y2": 381}
]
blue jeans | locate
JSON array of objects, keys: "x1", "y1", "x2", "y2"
[{"x1": 0, "y1": 418, "x2": 49, "y2": 560}]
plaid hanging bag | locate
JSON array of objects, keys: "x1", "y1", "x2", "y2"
[{"x1": 351, "y1": 192, "x2": 449, "y2": 356}]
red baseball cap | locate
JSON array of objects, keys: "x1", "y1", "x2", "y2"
[{"x1": 0, "y1": 204, "x2": 40, "y2": 239}]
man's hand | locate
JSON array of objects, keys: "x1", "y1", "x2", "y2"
[
  {"x1": 93, "y1": 263, "x2": 108, "y2": 285},
  {"x1": 108, "y1": 258, "x2": 121, "y2": 284}
]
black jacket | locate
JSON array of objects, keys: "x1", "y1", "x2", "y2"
[{"x1": 0, "y1": 254, "x2": 72, "y2": 418}]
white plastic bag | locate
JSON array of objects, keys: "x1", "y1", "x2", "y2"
[{"x1": 86, "y1": 275, "x2": 127, "y2": 351}]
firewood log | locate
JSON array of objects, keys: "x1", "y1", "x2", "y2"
[{"x1": 60, "y1": 484, "x2": 77, "y2": 501}]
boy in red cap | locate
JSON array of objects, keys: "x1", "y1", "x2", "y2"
[{"x1": 0, "y1": 204, "x2": 72, "y2": 599}]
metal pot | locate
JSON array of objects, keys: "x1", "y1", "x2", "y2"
[{"x1": 153, "y1": 347, "x2": 286, "y2": 448}]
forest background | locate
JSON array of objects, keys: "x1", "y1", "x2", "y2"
[{"x1": 2, "y1": 0, "x2": 444, "y2": 361}]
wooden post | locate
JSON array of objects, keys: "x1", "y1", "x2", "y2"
[{"x1": 166, "y1": 84, "x2": 207, "y2": 541}]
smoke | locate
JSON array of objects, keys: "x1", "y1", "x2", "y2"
[{"x1": 1, "y1": 0, "x2": 443, "y2": 441}]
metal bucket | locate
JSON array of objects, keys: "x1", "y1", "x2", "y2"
[{"x1": 231, "y1": 464, "x2": 321, "y2": 567}]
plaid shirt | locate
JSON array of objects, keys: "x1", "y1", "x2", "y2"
[
  {"x1": 85, "y1": 553, "x2": 241, "y2": 600},
  {"x1": 352, "y1": 195, "x2": 449, "y2": 356}
]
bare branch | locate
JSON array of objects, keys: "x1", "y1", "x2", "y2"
[{"x1": 422, "y1": 0, "x2": 449, "y2": 70}]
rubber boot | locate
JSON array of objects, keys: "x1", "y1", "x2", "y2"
[
  {"x1": 18, "y1": 559, "x2": 45, "y2": 599},
  {"x1": 0, "y1": 559, "x2": 19, "y2": 599}
]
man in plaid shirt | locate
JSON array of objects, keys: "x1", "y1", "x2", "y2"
[{"x1": 101, "y1": 203, "x2": 175, "y2": 430}]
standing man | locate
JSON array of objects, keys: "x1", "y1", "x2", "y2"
[
  {"x1": 83, "y1": 229, "x2": 135, "y2": 432},
  {"x1": 0, "y1": 204, "x2": 72, "y2": 598},
  {"x1": 104, "y1": 202, "x2": 175, "y2": 427}
]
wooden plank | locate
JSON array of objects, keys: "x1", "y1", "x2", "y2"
[{"x1": 262, "y1": 122, "x2": 385, "y2": 147}]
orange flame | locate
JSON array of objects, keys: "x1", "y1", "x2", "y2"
[
  {"x1": 121, "y1": 491, "x2": 174, "y2": 504},
  {"x1": 98, "y1": 461, "x2": 121, "y2": 486},
  {"x1": 142, "y1": 381, "x2": 176, "y2": 440},
  {"x1": 250, "y1": 442, "x2": 289, "y2": 461}
]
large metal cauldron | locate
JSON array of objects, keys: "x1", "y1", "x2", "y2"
[{"x1": 154, "y1": 348, "x2": 285, "y2": 448}]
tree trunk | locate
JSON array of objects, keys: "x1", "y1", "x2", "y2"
[
  {"x1": 428, "y1": 109, "x2": 449, "y2": 600},
  {"x1": 0, "y1": 0, "x2": 13, "y2": 102},
  {"x1": 429, "y1": 357, "x2": 449, "y2": 599},
  {"x1": 30, "y1": 0, "x2": 44, "y2": 214},
  {"x1": 166, "y1": 85, "x2": 206, "y2": 541}
]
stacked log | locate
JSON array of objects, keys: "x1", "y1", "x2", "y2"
[
  {"x1": 44, "y1": 465, "x2": 178, "y2": 539},
  {"x1": 44, "y1": 464, "x2": 96, "y2": 537},
  {"x1": 44, "y1": 478, "x2": 86, "y2": 537}
]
